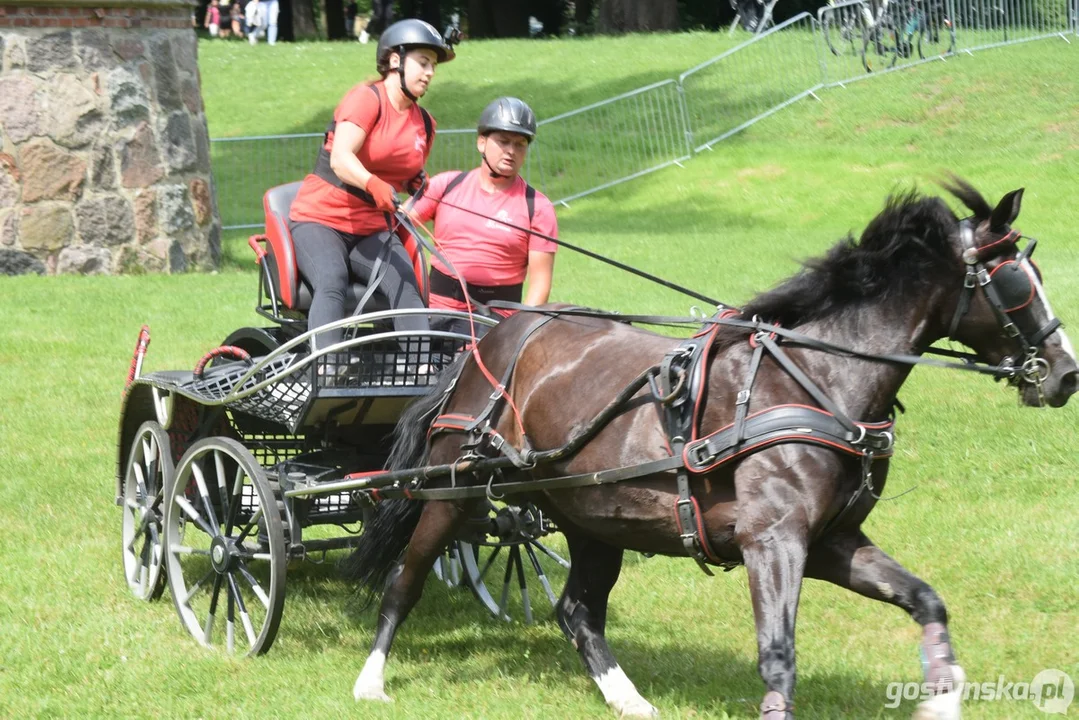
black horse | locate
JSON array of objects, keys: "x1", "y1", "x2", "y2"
[{"x1": 344, "y1": 180, "x2": 1077, "y2": 718}]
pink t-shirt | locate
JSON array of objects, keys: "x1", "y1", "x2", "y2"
[{"x1": 412, "y1": 169, "x2": 557, "y2": 312}]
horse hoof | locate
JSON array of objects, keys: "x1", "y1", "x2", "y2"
[
  {"x1": 353, "y1": 686, "x2": 393, "y2": 703},
  {"x1": 912, "y1": 665, "x2": 965, "y2": 720},
  {"x1": 760, "y1": 689, "x2": 792, "y2": 719},
  {"x1": 613, "y1": 698, "x2": 659, "y2": 718}
]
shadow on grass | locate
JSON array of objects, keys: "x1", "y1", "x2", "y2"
[{"x1": 269, "y1": 554, "x2": 895, "y2": 719}]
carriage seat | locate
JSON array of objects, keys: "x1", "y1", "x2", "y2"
[{"x1": 259, "y1": 182, "x2": 390, "y2": 314}]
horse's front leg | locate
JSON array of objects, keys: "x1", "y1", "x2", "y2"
[
  {"x1": 736, "y1": 481, "x2": 810, "y2": 719},
  {"x1": 556, "y1": 532, "x2": 657, "y2": 718},
  {"x1": 805, "y1": 530, "x2": 964, "y2": 720},
  {"x1": 353, "y1": 500, "x2": 470, "y2": 702}
]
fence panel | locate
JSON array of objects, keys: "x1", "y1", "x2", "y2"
[
  {"x1": 530, "y1": 80, "x2": 691, "y2": 205},
  {"x1": 212, "y1": 0, "x2": 1073, "y2": 229},
  {"x1": 952, "y1": 0, "x2": 1074, "y2": 50},
  {"x1": 214, "y1": 128, "x2": 491, "y2": 230},
  {"x1": 679, "y1": 13, "x2": 825, "y2": 152}
]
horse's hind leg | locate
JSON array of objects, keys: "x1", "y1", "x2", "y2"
[
  {"x1": 353, "y1": 500, "x2": 470, "y2": 702},
  {"x1": 805, "y1": 531, "x2": 964, "y2": 720},
  {"x1": 556, "y1": 533, "x2": 657, "y2": 718}
]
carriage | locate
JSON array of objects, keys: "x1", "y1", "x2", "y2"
[
  {"x1": 115, "y1": 183, "x2": 568, "y2": 656},
  {"x1": 116, "y1": 178, "x2": 1076, "y2": 718}
]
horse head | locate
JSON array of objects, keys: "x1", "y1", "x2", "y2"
[{"x1": 943, "y1": 179, "x2": 1078, "y2": 407}]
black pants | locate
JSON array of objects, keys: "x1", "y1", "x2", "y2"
[
  {"x1": 431, "y1": 315, "x2": 492, "y2": 339},
  {"x1": 291, "y1": 221, "x2": 429, "y2": 351}
]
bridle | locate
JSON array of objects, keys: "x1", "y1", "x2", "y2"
[{"x1": 947, "y1": 219, "x2": 1061, "y2": 395}]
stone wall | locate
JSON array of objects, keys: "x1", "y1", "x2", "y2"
[{"x1": 0, "y1": 1, "x2": 220, "y2": 276}]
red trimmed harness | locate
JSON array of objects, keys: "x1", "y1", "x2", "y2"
[{"x1": 422, "y1": 312, "x2": 896, "y2": 575}]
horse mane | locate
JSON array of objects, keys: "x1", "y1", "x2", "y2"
[{"x1": 726, "y1": 189, "x2": 962, "y2": 336}]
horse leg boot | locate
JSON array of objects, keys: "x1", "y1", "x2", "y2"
[
  {"x1": 805, "y1": 531, "x2": 965, "y2": 720},
  {"x1": 740, "y1": 519, "x2": 808, "y2": 720},
  {"x1": 556, "y1": 535, "x2": 656, "y2": 718},
  {"x1": 354, "y1": 500, "x2": 469, "y2": 702}
]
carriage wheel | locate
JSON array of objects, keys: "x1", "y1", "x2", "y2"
[
  {"x1": 432, "y1": 543, "x2": 465, "y2": 587},
  {"x1": 164, "y1": 437, "x2": 286, "y2": 656},
  {"x1": 121, "y1": 421, "x2": 173, "y2": 601},
  {"x1": 456, "y1": 502, "x2": 570, "y2": 623}
]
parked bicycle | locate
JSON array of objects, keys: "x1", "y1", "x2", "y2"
[{"x1": 823, "y1": 0, "x2": 957, "y2": 72}]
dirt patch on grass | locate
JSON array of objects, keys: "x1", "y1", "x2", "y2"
[
  {"x1": 736, "y1": 165, "x2": 787, "y2": 181},
  {"x1": 927, "y1": 96, "x2": 965, "y2": 117}
]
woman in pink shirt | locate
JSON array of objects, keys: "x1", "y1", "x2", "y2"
[{"x1": 411, "y1": 97, "x2": 557, "y2": 336}]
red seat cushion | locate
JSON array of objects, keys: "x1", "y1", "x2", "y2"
[{"x1": 261, "y1": 183, "x2": 427, "y2": 313}]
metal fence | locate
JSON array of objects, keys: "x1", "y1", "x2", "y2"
[{"x1": 213, "y1": 0, "x2": 1076, "y2": 230}]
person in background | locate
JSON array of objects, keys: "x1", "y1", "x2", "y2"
[
  {"x1": 346, "y1": 0, "x2": 359, "y2": 39},
  {"x1": 245, "y1": 0, "x2": 263, "y2": 44},
  {"x1": 411, "y1": 97, "x2": 557, "y2": 338},
  {"x1": 288, "y1": 20, "x2": 455, "y2": 355},
  {"x1": 231, "y1": 0, "x2": 245, "y2": 37},
  {"x1": 363, "y1": 0, "x2": 394, "y2": 43},
  {"x1": 217, "y1": 0, "x2": 232, "y2": 38},
  {"x1": 204, "y1": 0, "x2": 220, "y2": 36},
  {"x1": 258, "y1": 0, "x2": 279, "y2": 44}
]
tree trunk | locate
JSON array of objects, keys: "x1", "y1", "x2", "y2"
[
  {"x1": 399, "y1": 0, "x2": 442, "y2": 31},
  {"x1": 467, "y1": 0, "x2": 529, "y2": 37},
  {"x1": 284, "y1": 0, "x2": 319, "y2": 39},
  {"x1": 596, "y1": 0, "x2": 678, "y2": 32},
  {"x1": 325, "y1": 0, "x2": 347, "y2": 38}
]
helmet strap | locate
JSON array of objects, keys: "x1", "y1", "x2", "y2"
[
  {"x1": 481, "y1": 151, "x2": 509, "y2": 179},
  {"x1": 395, "y1": 46, "x2": 418, "y2": 103}
]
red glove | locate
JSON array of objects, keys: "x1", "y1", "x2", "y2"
[{"x1": 365, "y1": 175, "x2": 398, "y2": 212}]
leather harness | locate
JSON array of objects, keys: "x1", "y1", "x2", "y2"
[{"x1": 348, "y1": 220, "x2": 1051, "y2": 572}]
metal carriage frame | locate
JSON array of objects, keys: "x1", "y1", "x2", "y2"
[{"x1": 116, "y1": 306, "x2": 573, "y2": 655}]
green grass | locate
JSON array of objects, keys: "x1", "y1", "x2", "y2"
[{"x1": 2, "y1": 34, "x2": 1078, "y2": 719}]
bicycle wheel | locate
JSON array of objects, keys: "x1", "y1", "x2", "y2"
[
  {"x1": 916, "y1": 5, "x2": 955, "y2": 58},
  {"x1": 823, "y1": 6, "x2": 860, "y2": 56}
]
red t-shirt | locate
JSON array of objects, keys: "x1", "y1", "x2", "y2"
[
  {"x1": 290, "y1": 81, "x2": 435, "y2": 235},
  {"x1": 412, "y1": 169, "x2": 558, "y2": 314}
]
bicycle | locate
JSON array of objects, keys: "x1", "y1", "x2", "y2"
[
  {"x1": 907, "y1": 0, "x2": 957, "y2": 60},
  {"x1": 822, "y1": 0, "x2": 903, "y2": 71}
]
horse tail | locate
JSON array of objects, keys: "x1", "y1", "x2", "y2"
[{"x1": 340, "y1": 351, "x2": 471, "y2": 597}]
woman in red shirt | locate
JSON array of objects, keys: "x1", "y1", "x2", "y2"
[
  {"x1": 411, "y1": 97, "x2": 558, "y2": 337},
  {"x1": 289, "y1": 19, "x2": 453, "y2": 353}
]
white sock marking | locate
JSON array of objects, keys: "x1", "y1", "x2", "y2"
[
  {"x1": 353, "y1": 650, "x2": 392, "y2": 702},
  {"x1": 593, "y1": 665, "x2": 658, "y2": 717}
]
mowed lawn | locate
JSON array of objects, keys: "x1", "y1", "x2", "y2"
[{"x1": 0, "y1": 35, "x2": 1077, "y2": 719}]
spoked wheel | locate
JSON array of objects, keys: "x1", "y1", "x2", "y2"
[
  {"x1": 861, "y1": 26, "x2": 897, "y2": 72},
  {"x1": 455, "y1": 501, "x2": 570, "y2": 623},
  {"x1": 823, "y1": 5, "x2": 860, "y2": 57},
  {"x1": 164, "y1": 437, "x2": 286, "y2": 656},
  {"x1": 917, "y1": 15, "x2": 955, "y2": 59},
  {"x1": 121, "y1": 421, "x2": 174, "y2": 601},
  {"x1": 432, "y1": 543, "x2": 465, "y2": 587}
]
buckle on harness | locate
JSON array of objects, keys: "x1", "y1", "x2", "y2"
[{"x1": 736, "y1": 389, "x2": 750, "y2": 405}]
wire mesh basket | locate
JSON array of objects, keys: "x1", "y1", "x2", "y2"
[{"x1": 314, "y1": 335, "x2": 468, "y2": 390}]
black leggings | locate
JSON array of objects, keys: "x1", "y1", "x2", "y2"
[{"x1": 290, "y1": 221, "x2": 429, "y2": 351}]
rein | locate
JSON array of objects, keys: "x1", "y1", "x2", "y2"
[
  {"x1": 421, "y1": 194, "x2": 725, "y2": 307},
  {"x1": 485, "y1": 301, "x2": 1021, "y2": 381}
]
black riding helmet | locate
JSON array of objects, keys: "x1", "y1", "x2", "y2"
[
  {"x1": 477, "y1": 97, "x2": 537, "y2": 142},
  {"x1": 376, "y1": 19, "x2": 455, "y2": 101}
]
